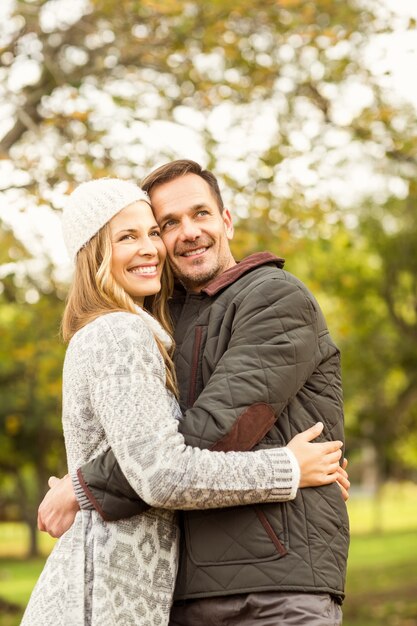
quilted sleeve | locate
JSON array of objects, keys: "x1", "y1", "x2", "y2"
[
  {"x1": 82, "y1": 313, "x2": 299, "y2": 513},
  {"x1": 179, "y1": 275, "x2": 320, "y2": 448}
]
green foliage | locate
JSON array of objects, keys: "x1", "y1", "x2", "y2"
[
  {"x1": 0, "y1": 227, "x2": 66, "y2": 555},
  {"x1": 0, "y1": 0, "x2": 394, "y2": 197},
  {"x1": 1, "y1": 0, "x2": 417, "y2": 500}
]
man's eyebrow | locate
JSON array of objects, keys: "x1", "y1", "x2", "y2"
[
  {"x1": 159, "y1": 212, "x2": 176, "y2": 225},
  {"x1": 160, "y1": 204, "x2": 209, "y2": 223}
]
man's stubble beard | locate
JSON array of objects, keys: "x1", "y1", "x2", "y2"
[
  {"x1": 172, "y1": 256, "x2": 223, "y2": 291},
  {"x1": 170, "y1": 233, "x2": 234, "y2": 291}
]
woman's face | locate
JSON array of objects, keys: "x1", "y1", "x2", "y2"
[{"x1": 110, "y1": 200, "x2": 166, "y2": 306}]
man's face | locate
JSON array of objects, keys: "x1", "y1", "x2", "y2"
[{"x1": 150, "y1": 173, "x2": 236, "y2": 291}]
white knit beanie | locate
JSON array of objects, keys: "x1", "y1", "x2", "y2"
[{"x1": 62, "y1": 178, "x2": 151, "y2": 262}]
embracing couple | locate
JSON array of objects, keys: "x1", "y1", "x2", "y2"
[{"x1": 22, "y1": 159, "x2": 349, "y2": 626}]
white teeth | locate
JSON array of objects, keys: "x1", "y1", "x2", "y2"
[
  {"x1": 129, "y1": 266, "x2": 157, "y2": 275},
  {"x1": 183, "y1": 248, "x2": 206, "y2": 257}
]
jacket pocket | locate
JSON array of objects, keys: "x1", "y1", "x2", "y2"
[
  {"x1": 183, "y1": 503, "x2": 288, "y2": 566},
  {"x1": 253, "y1": 506, "x2": 287, "y2": 556}
]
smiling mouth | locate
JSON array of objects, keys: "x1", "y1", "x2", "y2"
[
  {"x1": 181, "y1": 247, "x2": 208, "y2": 258},
  {"x1": 128, "y1": 265, "x2": 158, "y2": 275}
]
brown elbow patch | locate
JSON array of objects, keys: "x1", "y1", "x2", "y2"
[{"x1": 210, "y1": 402, "x2": 276, "y2": 452}]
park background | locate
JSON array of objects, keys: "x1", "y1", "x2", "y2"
[{"x1": 0, "y1": 0, "x2": 417, "y2": 624}]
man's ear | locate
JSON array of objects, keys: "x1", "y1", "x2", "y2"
[{"x1": 222, "y1": 208, "x2": 234, "y2": 240}]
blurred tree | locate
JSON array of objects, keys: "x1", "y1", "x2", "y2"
[
  {"x1": 0, "y1": 0, "x2": 392, "y2": 196},
  {"x1": 280, "y1": 178, "x2": 417, "y2": 489},
  {"x1": 1, "y1": 0, "x2": 417, "y2": 496},
  {"x1": 0, "y1": 222, "x2": 66, "y2": 556}
]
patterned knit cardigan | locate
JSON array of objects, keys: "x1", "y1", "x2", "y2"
[{"x1": 22, "y1": 309, "x2": 298, "y2": 626}]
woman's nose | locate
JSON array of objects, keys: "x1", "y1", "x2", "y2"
[{"x1": 137, "y1": 238, "x2": 158, "y2": 256}]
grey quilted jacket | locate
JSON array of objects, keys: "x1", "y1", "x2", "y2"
[{"x1": 76, "y1": 252, "x2": 349, "y2": 603}]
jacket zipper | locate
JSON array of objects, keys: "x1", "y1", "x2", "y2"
[{"x1": 187, "y1": 325, "x2": 203, "y2": 407}]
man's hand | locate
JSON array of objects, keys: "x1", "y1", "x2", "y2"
[
  {"x1": 37, "y1": 474, "x2": 80, "y2": 538},
  {"x1": 336, "y1": 458, "x2": 350, "y2": 502}
]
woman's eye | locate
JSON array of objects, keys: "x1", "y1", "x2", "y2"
[
  {"x1": 120, "y1": 234, "x2": 135, "y2": 241},
  {"x1": 150, "y1": 230, "x2": 161, "y2": 237}
]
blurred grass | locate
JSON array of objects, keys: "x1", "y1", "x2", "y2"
[
  {"x1": 0, "y1": 524, "x2": 55, "y2": 625},
  {"x1": 343, "y1": 481, "x2": 417, "y2": 626},
  {"x1": 1, "y1": 482, "x2": 416, "y2": 625},
  {"x1": 344, "y1": 529, "x2": 417, "y2": 626}
]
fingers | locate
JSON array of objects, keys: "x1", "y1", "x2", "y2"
[
  {"x1": 317, "y1": 457, "x2": 345, "y2": 482},
  {"x1": 326, "y1": 449, "x2": 343, "y2": 464},
  {"x1": 337, "y1": 481, "x2": 350, "y2": 501},
  {"x1": 319, "y1": 440, "x2": 343, "y2": 453},
  {"x1": 37, "y1": 510, "x2": 60, "y2": 538},
  {"x1": 311, "y1": 445, "x2": 342, "y2": 465},
  {"x1": 48, "y1": 476, "x2": 61, "y2": 488},
  {"x1": 337, "y1": 475, "x2": 350, "y2": 492},
  {"x1": 316, "y1": 463, "x2": 351, "y2": 492},
  {"x1": 37, "y1": 511, "x2": 45, "y2": 532},
  {"x1": 319, "y1": 471, "x2": 339, "y2": 485},
  {"x1": 337, "y1": 467, "x2": 349, "y2": 482},
  {"x1": 337, "y1": 464, "x2": 348, "y2": 477},
  {"x1": 298, "y1": 421, "x2": 324, "y2": 442},
  {"x1": 336, "y1": 466, "x2": 350, "y2": 490}
]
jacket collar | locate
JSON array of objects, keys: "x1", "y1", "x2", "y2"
[{"x1": 201, "y1": 252, "x2": 285, "y2": 297}]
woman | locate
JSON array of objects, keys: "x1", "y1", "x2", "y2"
[{"x1": 22, "y1": 178, "x2": 343, "y2": 626}]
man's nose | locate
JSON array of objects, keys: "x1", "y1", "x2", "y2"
[{"x1": 179, "y1": 218, "x2": 201, "y2": 241}]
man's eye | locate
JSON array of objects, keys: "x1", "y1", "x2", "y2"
[
  {"x1": 197, "y1": 210, "x2": 209, "y2": 217},
  {"x1": 162, "y1": 220, "x2": 176, "y2": 230}
]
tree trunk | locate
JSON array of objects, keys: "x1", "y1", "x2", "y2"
[{"x1": 27, "y1": 517, "x2": 39, "y2": 558}]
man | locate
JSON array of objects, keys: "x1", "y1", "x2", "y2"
[{"x1": 39, "y1": 160, "x2": 349, "y2": 625}]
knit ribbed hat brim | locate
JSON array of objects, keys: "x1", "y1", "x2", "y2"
[{"x1": 62, "y1": 178, "x2": 151, "y2": 262}]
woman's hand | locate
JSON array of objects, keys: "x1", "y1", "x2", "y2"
[
  {"x1": 287, "y1": 422, "x2": 343, "y2": 489},
  {"x1": 336, "y1": 457, "x2": 350, "y2": 501}
]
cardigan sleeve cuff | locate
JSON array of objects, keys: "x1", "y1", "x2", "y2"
[
  {"x1": 282, "y1": 446, "x2": 301, "y2": 499},
  {"x1": 266, "y1": 446, "x2": 300, "y2": 501},
  {"x1": 71, "y1": 470, "x2": 94, "y2": 510}
]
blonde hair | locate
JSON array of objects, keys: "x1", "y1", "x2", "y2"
[{"x1": 61, "y1": 223, "x2": 178, "y2": 396}]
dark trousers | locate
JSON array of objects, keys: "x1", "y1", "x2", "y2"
[{"x1": 169, "y1": 591, "x2": 343, "y2": 626}]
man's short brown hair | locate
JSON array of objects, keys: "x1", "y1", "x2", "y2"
[{"x1": 141, "y1": 159, "x2": 224, "y2": 212}]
